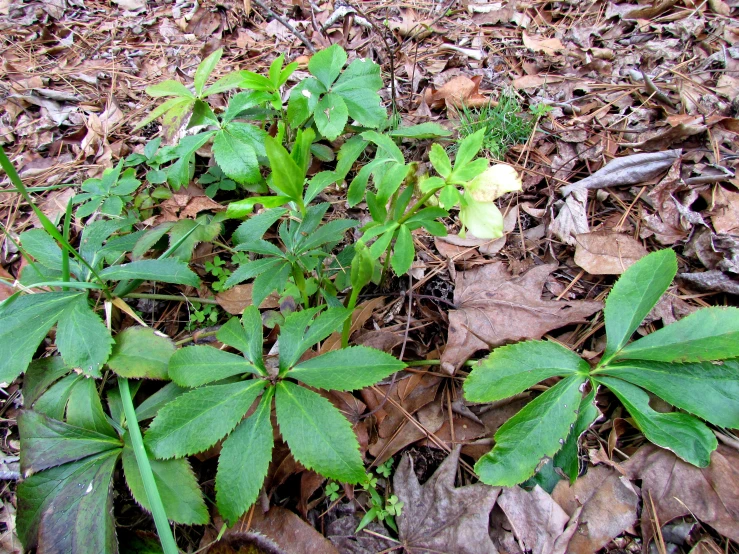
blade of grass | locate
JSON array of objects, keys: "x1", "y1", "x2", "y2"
[{"x1": 118, "y1": 377, "x2": 179, "y2": 554}]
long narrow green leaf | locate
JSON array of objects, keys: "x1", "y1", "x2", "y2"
[
  {"x1": 169, "y1": 345, "x2": 260, "y2": 387},
  {"x1": 100, "y1": 259, "x2": 201, "y2": 287}
]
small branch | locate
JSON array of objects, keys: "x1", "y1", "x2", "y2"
[{"x1": 252, "y1": 0, "x2": 316, "y2": 53}]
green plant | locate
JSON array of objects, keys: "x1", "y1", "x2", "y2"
[
  {"x1": 187, "y1": 301, "x2": 219, "y2": 329},
  {"x1": 356, "y1": 461, "x2": 403, "y2": 533},
  {"x1": 72, "y1": 159, "x2": 143, "y2": 218},
  {"x1": 463, "y1": 249, "x2": 739, "y2": 486},
  {"x1": 144, "y1": 305, "x2": 406, "y2": 525},
  {"x1": 455, "y1": 94, "x2": 533, "y2": 160},
  {"x1": 199, "y1": 165, "x2": 238, "y2": 197},
  {"x1": 325, "y1": 481, "x2": 341, "y2": 502}
]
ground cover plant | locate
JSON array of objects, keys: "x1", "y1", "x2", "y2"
[{"x1": 2, "y1": 2, "x2": 739, "y2": 553}]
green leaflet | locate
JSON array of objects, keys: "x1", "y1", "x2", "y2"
[
  {"x1": 289, "y1": 346, "x2": 405, "y2": 391},
  {"x1": 602, "y1": 249, "x2": 677, "y2": 363},
  {"x1": 215, "y1": 309, "x2": 266, "y2": 372},
  {"x1": 275, "y1": 381, "x2": 365, "y2": 484},
  {"x1": 18, "y1": 411, "x2": 121, "y2": 474},
  {"x1": 453, "y1": 129, "x2": 485, "y2": 169},
  {"x1": 474, "y1": 375, "x2": 586, "y2": 487},
  {"x1": 194, "y1": 48, "x2": 222, "y2": 96},
  {"x1": 595, "y1": 376, "x2": 716, "y2": 467},
  {"x1": 388, "y1": 122, "x2": 451, "y2": 140},
  {"x1": 464, "y1": 341, "x2": 589, "y2": 403},
  {"x1": 17, "y1": 450, "x2": 119, "y2": 553},
  {"x1": 616, "y1": 307, "x2": 739, "y2": 363},
  {"x1": 265, "y1": 135, "x2": 304, "y2": 202},
  {"x1": 315, "y1": 92, "x2": 348, "y2": 141},
  {"x1": 212, "y1": 125, "x2": 261, "y2": 184},
  {"x1": 429, "y1": 143, "x2": 452, "y2": 179},
  {"x1": 232, "y1": 208, "x2": 287, "y2": 245},
  {"x1": 334, "y1": 88, "x2": 386, "y2": 129},
  {"x1": 145, "y1": 380, "x2": 266, "y2": 459},
  {"x1": 107, "y1": 326, "x2": 176, "y2": 380},
  {"x1": 121, "y1": 433, "x2": 208, "y2": 525},
  {"x1": 0, "y1": 292, "x2": 80, "y2": 385},
  {"x1": 309, "y1": 44, "x2": 347, "y2": 89},
  {"x1": 99, "y1": 259, "x2": 201, "y2": 287},
  {"x1": 168, "y1": 345, "x2": 260, "y2": 387},
  {"x1": 224, "y1": 257, "x2": 286, "y2": 289},
  {"x1": 278, "y1": 307, "x2": 349, "y2": 371},
  {"x1": 553, "y1": 389, "x2": 600, "y2": 483},
  {"x1": 65, "y1": 378, "x2": 117, "y2": 438},
  {"x1": 134, "y1": 382, "x2": 189, "y2": 422},
  {"x1": 22, "y1": 357, "x2": 72, "y2": 408},
  {"x1": 33, "y1": 374, "x2": 82, "y2": 420},
  {"x1": 251, "y1": 261, "x2": 291, "y2": 307},
  {"x1": 390, "y1": 224, "x2": 414, "y2": 276},
  {"x1": 55, "y1": 295, "x2": 113, "y2": 378},
  {"x1": 216, "y1": 391, "x2": 274, "y2": 524}
]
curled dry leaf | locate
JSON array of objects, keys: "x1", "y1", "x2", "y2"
[
  {"x1": 551, "y1": 188, "x2": 589, "y2": 246},
  {"x1": 423, "y1": 75, "x2": 489, "y2": 110},
  {"x1": 552, "y1": 466, "x2": 639, "y2": 554},
  {"x1": 623, "y1": 444, "x2": 739, "y2": 549},
  {"x1": 522, "y1": 32, "x2": 565, "y2": 56},
  {"x1": 394, "y1": 446, "x2": 501, "y2": 554},
  {"x1": 440, "y1": 263, "x2": 602, "y2": 374},
  {"x1": 574, "y1": 231, "x2": 648, "y2": 274},
  {"x1": 622, "y1": 122, "x2": 706, "y2": 152},
  {"x1": 215, "y1": 284, "x2": 280, "y2": 314}
]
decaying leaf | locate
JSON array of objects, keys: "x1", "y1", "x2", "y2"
[
  {"x1": 574, "y1": 231, "x2": 648, "y2": 274},
  {"x1": 423, "y1": 75, "x2": 489, "y2": 110},
  {"x1": 679, "y1": 270, "x2": 739, "y2": 295},
  {"x1": 522, "y1": 32, "x2": 565, "y2": 56},
  {"x1": 394, "y1": 446, "x2": 501, "y2": 553},
  {"x1": 551, "y1": 188, "x2": 589, "y2": 246},
  {"x1": 552, "y1": 466, "x2": 639, "y2": 554},
  {"x1": 623, "y1": 444, "x2": 739, "y2": 548},
  {"x1": 440, "y1": 263, "x2": 602, "y2": 373},
  {"x1": 215, "y1": 285, "x2": 280, "y2": 314}
]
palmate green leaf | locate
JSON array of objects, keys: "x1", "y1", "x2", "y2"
[
  {"x1": 287, "y1": 78, "x2": 326, "y2": 127},
  {"x1": 0, "y1": 291, "x2": 79, "y2": 385},
  {"x1": 391, "y1": 224, "x2": 414, "y2": 276},
  {"x1": 474, "y1": 374, "x2": 586, "y2": 486},
  {"x1": 448, "y1": 158, "x2": 488, "y2": 183},
  {"x1": 121, "y1": 433, "x2": 208, "y2": 525},
  {"x1": 65, "y1": 378, "x2": 117, "y2": 438},
  {"x1": 553, "y1": 389, "x2": 600, "y2": 482},
  {"x1": 464, "y1": 340, "x2": 590, "y2": 403},
  {"x1": 166, "y1": 131, "x2": 216, "y2": 188},
  {"x1": 169, "y1": 345, "x2": 260, "y2": 387},
  {"x1": 55, "y1": 295, "x2": 113, "y2": 378},
  {"x1": 33, "y1": 374, "x2": 81, "y2": 420},
  {"x1": 296, "y1": 218, "x2": 356, "y2": 253},
  {"x1": 315, "y1": 92, "x2": 349, "y2": 141},
  {"x1": 275, "y1": 381, "x2": 365, "y2": 483},
  {"x1": 18, "y1": 411, "x2": 121, "y2": 474},
  {"x1": 194, "y1": 48, "x2": 222, "y2": 97},
  {"x1": 145, "y1": 379, "x2": 266, "y2": 459},
  {"x1": 99, "y1": 259, "x2": 201, "y2": 287},
  {"x1": 226, "y1": 195, "x2": 293, "y2": 219},
  {"x1": 17, "y1": 450, "x2": 119, "y2": 553},
  {"x1": 596, "y1": 376, "x2": 716, "y2": 466},
  {"x1": 235, "y1": 238, "x2": 285, "y2": 257},
  {"x1": 216, "y1": 309, "x2": 266, "y2": 371},
  {"x1": 203, "y1": 71, "x2": 246, "y2": 97},
  {"x1": 309, "y1": 43, "x2": 347, "y2": 89},
  {"x1": 616, "y1": 307, "x2": 739, "y2": 363},
  {"x1": 107, "y1": 327, "x2": 176, "y2": 380},
  {"x1": 221, "y1": 90, "x2": 273, "y2": 123},
  {"x1": 289, "y1": 346, "x2": 405, "y2": 391},
  {"x1": 134, "y1": 96, "x2": 194, "y2": 130},
  {"x1": 602, "y1": 249, "x2": 677, "y2": 363},
  {"x1": 213, "y1": 123, "x2": 268, "y2": 184},
  {"x1": 134, "y1": 382, "x2": 189, "y2": 423},
  {"x1": 224, "y1": 257, "x2": 285, "y2": 289},
  {"x1": 20, "y1": 228, "x2": 65, "y2": 270},
  {"x1": 278, "y1": 307, "x2": 349, "y2": 370},
  {"x1": 252, "y1": 260, "x2": 291, "y2": 307},
  {"x1": 217, "y1": 391, "x2": 274, "y2": 524},
  {"x1": 598, "y1": 359, "x2": 739, "y2": 429},
  {"x1": 333, "y1": 57, "x2": 382, "y2": 92}
]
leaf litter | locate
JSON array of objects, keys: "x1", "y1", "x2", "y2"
[{"x1": 2, "y1": 0, "x2": 739, "y2": 552}]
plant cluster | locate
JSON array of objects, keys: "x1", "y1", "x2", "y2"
[{"x1": 1, "y1": 43, "x2": 737, "y2": 554}]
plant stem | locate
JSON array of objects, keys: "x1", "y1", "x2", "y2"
[
  {"x1": 118, "y1": 378, "x2": 179, "y2": 554},
  {"x1": 61, "y1": 199, "x2": 73, "y2": 290},
  {"x1": 175, "y1": 329, "x2": 220, "y2": 346},
  {"x1": 292, "y1": 263, "x2": 310, "y2": 308},
  {"x1": 341, "y1": 286, "x2": 362, "y2": 348},
  {"x1": 124, "y1": 292, "x2": 219, "y2": 305}
]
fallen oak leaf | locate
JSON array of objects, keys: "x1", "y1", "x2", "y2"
[
  {"x1": 440, "y1": 263, "x2": 602, "y2": 374},
  {"x1": 394, "y1": 445, "x2": 501, "y2": 554},
  {"x1": 423, "y1": 75, "x2": 490, "y2": 111},
  {"x1": 574, "y1": 231, "x2": 648, "y2": 275}
]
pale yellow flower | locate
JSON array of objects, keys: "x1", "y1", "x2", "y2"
[{"x1": 466, "y1": 164, "x2": 522, "y2": 202}]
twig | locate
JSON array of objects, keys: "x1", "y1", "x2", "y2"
[{"x1": 251, "y1": 0, "x2": 316, "y2": 53}]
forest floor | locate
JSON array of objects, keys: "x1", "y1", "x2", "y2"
[{"x1": 1, "y1": 0, "x2": 739, "y2": 552}]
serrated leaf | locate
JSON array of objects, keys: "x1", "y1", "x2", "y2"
[
  {"x1": 309, "y1": 43, "x2": 347, "y2": 88},
  {"x1": 315, "y1": 92, "x2": 349, "y2": 141},
  {"x1": 20, "y1": 228, "x2": 64, "y2": 270},
  {"x1": 616, "y1": 307, "x2": 739, "y2": 363},
  {"x1": 134, "y1": 382, "x2": 189, "y2": 422},
  {"x1": 134, "y1": 97, "x2": 194, "y2": 130},
  {"x1": 23, "y1": 357, "x2": 72, "y2": 408},
  {"x1": 598, "y1": 359, "x2": 739, "y2": 429},
  {"x1": 335, "y1": 88, "x2": 387, "y2": 128},
  {"x1": 275, "y1": 381, "x2": 364, "y2": 483},
  {"x1": 287, "y1": 78, "x2": 325, "y2": 127},
  {"x1": 18, "y1": 411, "x2": 121, "y2": 474},
  {"x1": 56, "y1": 295, "x2": 113, "y2": 378},
  {"x1": 464, "y1": 340, "x2": 589, "y2": 403},
  {"x1": 65, "y1": 378, "x2": 117, "y2": 437},
  {"x1": 448, "y1": 158, "x2": 488, "y2": 183},
  {"x1": 224, "y1": 257, "x2": 285, "y2": 289},
  {"x1": 213, "y1": 122, "x2": 268, "y2": 184},
  {"x1": 553, "y1": 389, "x2": 600, "y2": 482},
  {"x1": 290, "y1": 346, "x2": 405, "y2": 390},
  {"x1": 122, "y1": 433, "x2": 208, "y2": 525},
  {"x1": 251, "y1": 260, "x2": 291, "y2": 307},
  {"x1": 169, "y1": 345, "x2": 260, "y2": 387},
  {"x1": 388, "y1": 122, "x2": 452, "y2": 139},
  {"x1": 333, "y1": 57, "x2": 382, "y2": 92},
  {"x1": 596, "y1": 376, "x2": 716, "y2": 466},
  {"x1": 100, "y1": 259, "x2": 201, "y2": 287},
  {"x1": 222, "y1": 90, "x2": 272, "y2": 123},
  {"x1": 429, "y1": 143, "x2": 452, "y2": 179},
  {"x1": 474, "y1": 374, "x2": 586, "y2": 486},
  {"x1": 16, "y1": 450, "x2": 118, "y2": 553},
  {"x1": 232, "y1": 208, "x2": 287, "y2": 245},
  {"x1": 146, "y1": 80, "x2": 194, "y2": 98},
  {"x1": 107, "y1": 327, "x2": 175, "y2": 380},
  {"x1": 603, "y1": 249, "x2": 677, "y2": 362},
  {"x1": 265, "y1": 136, "x2": 305, "y2": 202},
  {"x1": 216, "y1": 391, "x2": 274, "y2": 524},
  {"x1": 391, "y1": 224, "x2": 414, "y2": 276},
  {"x1": 203, "y1": 72, "x2": 246, "y2": 97},
  {"x1": 454, "y1": 128, "x2": 485, "y2": 168},
  {"x1": 145, "y1": 380, "x2": 266, "y2": 459},
  {"x1": 0, "y1": 291, "x2": 79, "y2": 385},
  {"x1": 296, "y1": 218, "x2": 356, "y2": 254},
  {"x1": 278, "y1": 307, "x2": 348, "y2": 370},
  {"x1": 33, "y1": 374, "x2": 81, "y2": 420},
  {"x1": 216, "y1": 310, "x2": 265, "y2": 372},
  {"x1": 194, "y1": 48, "x2": 222, "y2": 96}
]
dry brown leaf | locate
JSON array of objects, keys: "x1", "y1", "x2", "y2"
[
  {"x1": 394, "y1": 446, "x2": 501, "y2": 554},
  {"x1": 707, "y1": 0, "x2": 732, "y2": 15},
  {"x1": 710, "y1": 186, "x2": 739, "y2": 234},
  {"x1": 497, "y1": 485, "x2": 570, "y2": 554},
  {"x1": 322, "y1": 297, "x2": 386, "y2": 352},
  {"x1": 423, "y1": 75, "x2": 489, "y2": 110},
  {"x1": 440, "y1": 263, "x2": 602, "y2": 374},
  {"x1": 623, "y1": 444, "x2": 739, "y2": 549},
  {"x1": 215, "y1": 284, "x2": 279, "y2": 314},
  {"x1": 574, "y1": 231, "x2": 648, "y2": 274},
  {"x1": 157, "y1": 186, "x2": 225, "y2": 222},
  {"x1": 551, "y1": 188, "x2": 589, "y2": 246},
  {"x1": 512, "y1": 74, "x2": 565, "y2": 89},
  {"x1": 354, "y1": 330, "x2": 404, "y2": 353},
  {"x1": 29, "y1": 187, "x2": 76, "y2": 227},
  {"x1": 623, "y1": 123, "x2": 706, "y2": 152},
  {"x1": 552, "y1": 466, "x2": 639, "y2": 553},
  {"x1": 622, "y1": 0, "x2": 678, "y2": 19},
  {"x1": 679, "y1": 270, "x2": 739, "y2": 295},
  {"x1": 387, "y1": 9, "x2": 435, "y2": 39},
  {"x1": 522, "y1": 32, "x2": 565, "y2": 56}
]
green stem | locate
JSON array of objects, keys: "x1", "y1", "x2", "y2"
[
  {"x1": 292, "y1": 263, "x2": 310, "y2": 308},
  {"x1": 61, "y1": 199, "x2": 73, "y2": 290},
  {"x1": 398, "y1": 190, "x2": 437, "y2": 226},
  {"x1": 341, "y1": 286, "x2": 361, "y2": 348},
  {"x1": 117, "y1": 378, "x2": 179, "y2": 554},
  {"x1": 124, "y1": 293, "x2": 219, "y2": 305},
  {"x1": 175, "y1": 329, "x2": 220, "y2": 346}
]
